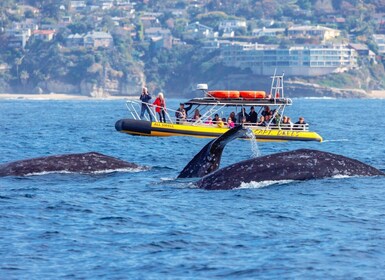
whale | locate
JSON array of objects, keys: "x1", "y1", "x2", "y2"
[
  {"x1": 178, "y1": 125, "x2": 248, "y2": 178},
  {"x1": 0, "y1": 152, "x2": 143, "y2": 176},
  {"x1": 195, "y1": 149, "x2": 385, "y2": 190}
]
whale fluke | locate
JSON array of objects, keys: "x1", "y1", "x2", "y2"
[
  {"x1": 178, "y1": 125, "x2": 248, "y2": 178},
  {"x1": 0, "y1": 152, "x2": 142, "y2": 176},
  {"x1": 196, "y1": 149, "x2": 384, "y2": 190}
]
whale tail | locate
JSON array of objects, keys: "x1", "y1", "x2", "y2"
[{"x1": 178, "y1": 125, "x2": 248, "y2": 178}]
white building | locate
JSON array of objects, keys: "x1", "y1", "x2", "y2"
[
  {"x1": 287, "y1": 25, "x2": 341, "y2": 41},
  {"x1": 373, "y1": 34, "x2": 385, "y2": 54},
  {"x1": 252, "y1": 27, "x2": 285, "y2": 37},
  {"x1": 218, "y1": 20, "x2": 247, "y2": 31},
  {"x1": 220, "y1": 43, "x2": 357, "y2": 76}
]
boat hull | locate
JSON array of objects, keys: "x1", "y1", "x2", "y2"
[{"x1": 115, "y1": 119, "x2": 323, "y2": 142}]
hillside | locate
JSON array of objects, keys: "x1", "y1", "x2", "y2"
[{"x1": 1, "y1": 0, "x2": 385, "y2": 97}]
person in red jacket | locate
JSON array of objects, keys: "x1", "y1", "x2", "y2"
[{"x1": 153, "y1": 92, "x2": 167, "y2": 123}]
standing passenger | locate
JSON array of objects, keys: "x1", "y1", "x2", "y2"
[
  {"x1": 237, "y1": 108, "x2": 249, "y2": 124},
  {"x1": 139, "y1": 87, "x2": 152, "y2": 121},
  {"x1": 248, "y1": 106, "x2": 258, "y2": 123},
  {"x1": 153, "y1": 92, "x2": 167, "y2": 123}
]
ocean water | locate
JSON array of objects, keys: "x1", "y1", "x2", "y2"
[{"x1": 0, "y1": 98, "x2": 385, "y2": 279}]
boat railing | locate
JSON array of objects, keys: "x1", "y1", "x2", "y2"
[
  {"x1": 124, "y1": 99, "x2": 309, "y2": 131},
  {"x1": 125, "y1": 99, "x2": 183, "y2": 124}
]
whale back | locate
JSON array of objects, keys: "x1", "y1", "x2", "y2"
[
  {"x1": 196, "y1": 149, "x2": 385, "y2": 190},
  {"x1": 0, "y1": 152, "x2": 140, "y2": 176}
]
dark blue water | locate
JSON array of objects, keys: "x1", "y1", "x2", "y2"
[{"x1": 1, "y1": 98, "x2": 385, "y2": 279}]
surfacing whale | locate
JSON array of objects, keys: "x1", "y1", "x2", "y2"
[
  {"x1": 195, "y1": 149, "x2": 385, "y2": 190},
  {"x1": 0, "y1": 152, "x2": 142, "y2": 176},
  {"x1": 178, "y1": 125, "x2": 248, "y2": 178}
]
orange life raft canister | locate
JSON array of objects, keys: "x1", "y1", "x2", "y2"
[
  {"x1": 239, "y1": 91, "x2": 266, "y2": 99},
  {"x1": 208, "y1": 91, "x2": 240, "y2": 99}
]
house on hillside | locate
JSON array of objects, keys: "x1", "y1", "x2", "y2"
[
  {"x1": 373, "y1": 34, "x2": 385, "y2": 55},
  {"x1": 5, "y1": 28, "x2": 31, "y2": 48},
  {"x1": 33, "y1": 29, "x2": 56, "y2": 41},
  {"x1": 66, "y1": 33, "x2": 84, "y2": 47},
  {"x1": 145, "y1": 27, "x2": 173, "y2": 49},
  {"x1": 349, "y1": 43, "x2": 376, "y2": 63},
  {"x1": 84, "y1": 31, "x2": 113, "y2": 48},
  {"x1": 252, "y1": 27, "x2": 285, "y2": 37},
  {"x1": 218, "y1": 20, "x2": 247, "y2": 32},
  {"x1": 183, "y1": 22, "x2": 217, "y2": 40},
  {"x1": 288, "y1": 25, "x2": 340, "y2": 42},
  {"x1": 69, "y1": 0, "x2": 87, "y2": 11}
]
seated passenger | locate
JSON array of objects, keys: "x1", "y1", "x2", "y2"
[
  {"x1": 282, "y1": 116, "x2": 293, "y2": 130},
  {"x1": 237, "y1": 108, "x2": 249, "y2": 124},
  {"x1": 205, "y1": 116, "x2": 213, "y2": 125},
  {"x1": 191, "y1": 109, "x2": 201, "y2": 122},
  {"x1": 229, "y1": 112, "x2": 237, "y2": 123},
  {"x1": 294, "y1": 117, "x2": 307, "y2": 130},
  {"x1": 216, "y1": 117, "x2": 224, "y2": 128},
  {"x1": 175, "y1": 103, "x2": 187, "y2": 124},
  {"x1": 256, "y1": 116, "x2": 266, "y2": 126},
  {"x1": 247, "y1": 106, "x2": 258, "y2": 123},
  {"x1": 261, "y1": 106, "x2": 273, "y2": 118},
  {"x1": 213, "y1": 114, "x2": 221, "y2": 124},
  {"x1": 264, "y1": 115, "x2": 272, "y2": 126},
  {"x1": 227, "y1": 117, "x2": 235, "y2": 128}
]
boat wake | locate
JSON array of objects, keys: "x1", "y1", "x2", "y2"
[{"x1": 322, "y1": 139, "x2": 349, "y2": 143}]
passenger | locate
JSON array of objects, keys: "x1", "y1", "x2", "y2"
[
  {"x1": 184, "y1": 103, "x2": 193, "y2": 118},
  {"x1": 256, "y1": 116, "x2": 266, "y2": 126},
  {"x1": 221, "y1": 118, "x2": 227, "y2": 126},
  {"x1": 175, "y1": 103, "x2": 187, "y2": 124},
  {"x1": 139, "y1": 87, "x2": 153, "y2": 121},
  {"x1": 205, "y1": 116, "x2": 213, "y2": 125},
  {"x1": 237, "y1": 108, "x2": 249, "y2": 124},
  {"x1": 294, "y1": 117, "x2": 307, "y2": 130},
  {"x1": 271, "y1": 110, "x2": 281, "y2": 125},
  {"x1": 282, "y1": 116, "x2": 293, "y2": 130},
  {"x1": 287, "y1": 117, "x2": 293, "y2": 128},
  {"x1": 229, "y1": 112, "x2": 237, "y2": 123},
  {"x1": 191, "y1": 109, "x2": 201, "y2": 122},
  {"x1": 261, "y1": 106, "x2": 273, "y2": 118},
  {"x1": 227, "y1": 117, "x2": 235, "y2": 128},
  {"x1": 153, "y1": 92, "x2": 167, "y2": 123},
  {"x1": 216, "y1": 117, "x2": 224, "y2": 128},
  {"x1": 213, "y1": 114, "x2": 221, "y2": 124},
  {"x1": 264, "y1": 114, "x2": 272, "y2": 126},
  {"x1": 247, "y1": 106, "x2": 258, "y2": 123}
]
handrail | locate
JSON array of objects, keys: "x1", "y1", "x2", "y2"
[{"x1": 123, "y1": 99, "x2": 309, "y2": 131}]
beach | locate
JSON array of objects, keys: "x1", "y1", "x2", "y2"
[{"x1": 0, "y1": 93, "x2": 136, "y2": 100}]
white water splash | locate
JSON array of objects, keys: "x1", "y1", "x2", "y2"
[
  {"x1": 23, "y1": 167, "x2": 148, "y2": 176},
  {"x1": 246, "y1": 128, "x2": 261, "y2": 158},
  {"x1": 239, "y1": 180, "x2": 294, "y2": 189}
]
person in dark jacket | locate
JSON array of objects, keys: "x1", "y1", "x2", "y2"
[
  {"x1": 294, "y1": 117, "x2": 307, "y2": 130},
  {"x1": 237, "y1": 108, "x2": 249, "y2": 124},
  {"x1": 247, "y1": 106, "x2": 258, "y2": 123},
  {"x1": 175, "y1": 103, "x2": 187, "y2": 124},
  {"x1": 139, "y1": 87, "x2": 152, "y2": 121}
]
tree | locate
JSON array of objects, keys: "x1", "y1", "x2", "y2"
[{"x1": 20, "y1": 70, "x2": 29, "y2": 86}]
